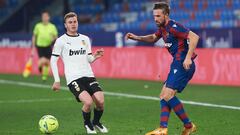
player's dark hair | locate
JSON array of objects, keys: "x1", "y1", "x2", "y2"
[
  {"x1": 64, "y1": 12, "x2": 78, "y2": 23},
  {"x1": 153, "y1": 2, "x2": 170, "y2": 15},
  {"x1": 41, "y1": 10, "x2": 49, "y2": 15}
]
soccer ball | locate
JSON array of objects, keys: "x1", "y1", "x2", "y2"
[{"x1": 39, "y1": 115, "x2": 59, "y2": 134}]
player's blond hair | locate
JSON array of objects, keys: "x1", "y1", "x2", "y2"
[{"x1": 64, "y1": 12, "x2": 78, "y2": 23}]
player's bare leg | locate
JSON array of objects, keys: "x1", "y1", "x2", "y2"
[
  {"x1": 92, "y1": 91, "x2": 104, "y2": 110},
  {"x1": 79, "y1": 91, "x2": 96, "y2": 134},
  {"x1": 79, "y1": 91, "x2": 93, "y2": 112},
  {"x1": 92, "y1": 91, "x2": 108, "y2": 133},
  {"x1": 40, "y1": 57, "x2": 50, "y2": 81},
  {"x1": 38, "y1": 58, "x2": 44, "y2": 72},
  {"x1": 38, "y1": 57, "x2": 50, "y2": 81}
]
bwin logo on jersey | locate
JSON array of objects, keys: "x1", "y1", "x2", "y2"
[{"x1": 69, "y1": 48, "x2": 86, "y2": 56}]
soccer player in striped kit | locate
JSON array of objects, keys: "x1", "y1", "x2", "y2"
[{"x1": 125, "y1": 2, "x2": 199, "y2": 135}]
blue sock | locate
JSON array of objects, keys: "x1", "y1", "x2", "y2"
[
  {"x1": 160, "y1": 99, "x2": 171, "y2": 128},
  {"x1": 167, "y1": 96, "x2": 192, "y2": 128}
]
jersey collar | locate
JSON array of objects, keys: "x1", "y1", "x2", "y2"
[{"x1": 65, "y1": 33, "x2": 80, "y2": 37}]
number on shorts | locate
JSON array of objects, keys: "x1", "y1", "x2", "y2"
[{"x1": 72, "y1": 81, "x2": 80, "y2": 91}]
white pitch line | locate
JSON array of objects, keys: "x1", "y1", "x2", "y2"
[
  {"x1": 0, "y1": 79, "x2": 240, "y2": 110},
  {"x1": 0, "y1": 98, "x2": 73, "y2": 104}
]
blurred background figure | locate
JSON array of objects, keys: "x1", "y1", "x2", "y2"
[{"x1": 31, "y1": 10, "x2": 58, "y2": 81}]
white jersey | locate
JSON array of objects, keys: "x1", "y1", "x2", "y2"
[{"x1": 52, "y1": 33, "x2": 94, "y2": 84}]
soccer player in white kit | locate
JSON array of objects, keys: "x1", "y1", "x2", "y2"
[{"x1": 50, "y1": 12, "x2": 108, "y2": 134}]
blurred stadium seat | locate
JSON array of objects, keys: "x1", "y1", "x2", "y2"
[
  {"x1": 0, "y1": 0, "x2": 19, "y2": 21},
  {"x1": 1, "y1": 0, "x2": 240, "y2": 33},
  {"x1": 41, "y1": 0, "x2": 240, "y2": 33},
  {"x1": 0, "y1": 0, "x2": 240, "y2": 47}
]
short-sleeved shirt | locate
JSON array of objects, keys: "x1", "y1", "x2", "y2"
[
  {"x1": 155, "y1": 20, "x2": 197, "y2": 62},
  {"x1": 52, "y1": 33, "x2": 94, "y2": 85},
  {"x1": 33, "y1": 22, "x2": 58, "y2": 47},
  {"x1": 155, "y1": 20, "x2": 197, "y2": 92}
]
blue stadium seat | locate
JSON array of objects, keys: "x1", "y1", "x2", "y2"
[
  {"x1": 7, "y1": 0, "x2": 18, "y2": 7},
  {"x1": 66, "y1": 0, "x2": 239, "y2": 31}
]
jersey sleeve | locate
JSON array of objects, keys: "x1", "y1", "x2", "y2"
[
  {"x1": 33, "y1": 23, "x2": 39, "y2": 36},
  {"x1": 52, "y1": 24, "x2": 58, "y2": 37},
  {"x1": 154, "y1": 29, "x2": 162, "y2": 38},
  {"x1": 86, "y1": 37, "x2": 92, "y2": 54},
  {"x1": 52, "y1": 38, "x2": 63, "y2": 56},
  {"x1": 169, "y1": 22, "x2": 190, "y2": 39}
]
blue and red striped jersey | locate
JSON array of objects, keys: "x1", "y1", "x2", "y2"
[{"x1": 155, "y1": 20, "x2": 197, "y2": 61}]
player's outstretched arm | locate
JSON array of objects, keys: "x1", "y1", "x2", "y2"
[
  {"x1": 94, "y1": 48, "x2": 104, "y2": 59},
  {"x1": 50, "y1": 55, "x2": 61, "y2": 91},
  {"x1": 183, "y1": 31, "x2": 199, "y2": 70},
  {"x1": 87, "y1": 48, "x2": 104, "y2": 63},
  {"x1": 31, "y1": 35, "x2": 36, "y2": 56},
  {"x1": 125, "y1": 33, "x2": 159, "y2": 43}
]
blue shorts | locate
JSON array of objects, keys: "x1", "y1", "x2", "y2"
[{"x1": 165, "y1": 61, "x2": 195, "y2": 93}]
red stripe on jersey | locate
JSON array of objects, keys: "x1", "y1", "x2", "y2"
[
  {"x1": 176, "y1": 39, "x2": 185, "y2": 60},
  {"x1": 170, "y1": 27, "x2": 189, "y2": 39},
  {"x1": 154, "y1": 29, "x2": 162, "y2": 38}
]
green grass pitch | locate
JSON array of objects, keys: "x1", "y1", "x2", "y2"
[{"x1": 0, "y1": 74, "x2": 240, "y2": 135}]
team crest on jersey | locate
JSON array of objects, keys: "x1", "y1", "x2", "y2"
[
  {"x1": 81, "y1": 40, "x2": 86, "y2": 45},
  {"x1": 164, "y1": 43, "x2": 172, "y2": 48}
]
